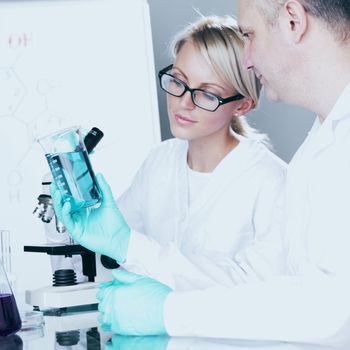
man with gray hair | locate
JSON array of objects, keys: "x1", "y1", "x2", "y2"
[{"x1": 95, "y1": 0, "x2": 350, "y2": 344}]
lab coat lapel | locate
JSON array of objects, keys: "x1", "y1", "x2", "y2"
[
  {"x1": 285, "y1": 118, "x2": 348, "y2": 273},
  {"x1": 174, "y1": 141, "x2": 190, "y2": 245},
  {"x1": 308, "y1": 81, "x2": 350, "y2": 157},
  {"x1": 174, "y1": 140, "x2": 251, "y2": 249},
  {"x1": 307, "y1": 117, "x2": 335, "y2": 157},
  {"x1": 287, "y1": 82, "x2": 350, "y2": 273}
]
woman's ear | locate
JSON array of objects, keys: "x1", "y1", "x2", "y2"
[{"x1": 233, "y1": 97, "x2": 254, "y2": 117}]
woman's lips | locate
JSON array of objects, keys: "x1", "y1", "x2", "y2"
[{"x1": 174, "y1": 113, "x2": 197, "y2": 125}]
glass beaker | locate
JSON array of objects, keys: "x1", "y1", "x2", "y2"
[
  {"x1": 37, "y1": 126, "x2": 101, "y2": 213},
  {"x1": 0, "y1": 260, "x2": 21, "y2": 336}
]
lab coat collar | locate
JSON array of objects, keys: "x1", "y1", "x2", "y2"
[
  {"x1": 326, "y1": 80, "x2": 350, "y2": 122},
  {"x1": 173, "y1": 138, "x2": 254, "y2": 246},
  {"x1": 306, "y1": 80, "x2": 350, "y2": 157}
]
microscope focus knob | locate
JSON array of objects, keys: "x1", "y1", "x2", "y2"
[{"x1": 100, "y1": 255, "x2": 119, "y2": 270}]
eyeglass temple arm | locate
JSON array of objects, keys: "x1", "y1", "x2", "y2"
[{"x1": 158, "y1": 64, "x2": 173, "y2": 77}]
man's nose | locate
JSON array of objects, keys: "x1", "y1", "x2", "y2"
[{"x1": 243, "y1": 45, "x2": 253, "y2": 70}]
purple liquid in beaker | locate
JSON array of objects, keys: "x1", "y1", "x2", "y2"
[{"x1": 0, "y1": 293, "x2": 21, "y2": 336}]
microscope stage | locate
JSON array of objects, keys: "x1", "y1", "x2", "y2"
[{"x1": 26, "y1": 282, "x2": 100, "y2": 309}]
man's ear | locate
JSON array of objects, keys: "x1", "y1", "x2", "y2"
[
  {"x1": 233, "y1": 97, "x2": 254, "y2": 117},
  {"x1": 281, "y1": 0, "x2": 308, "y2": 43}
]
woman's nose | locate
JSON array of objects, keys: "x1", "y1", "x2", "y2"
[{"x1": 179, "y1": 90, "x2": 196, "y2": 109}]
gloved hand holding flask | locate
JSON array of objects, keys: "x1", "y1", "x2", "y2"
[{"x1": 51, "y1": 172, "x2": 131, "y2": 263}]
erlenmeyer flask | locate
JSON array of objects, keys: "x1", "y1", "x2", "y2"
[{"x1": 0, "y1": 260, "x2": 21, "y2": 336}]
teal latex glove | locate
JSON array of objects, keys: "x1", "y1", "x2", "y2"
[
  {"x1": 105, "y1": 335, "x2": 169, "y2": 350},
  {"x1": 51, "y1": 173, "x2": 130, "y2": 263},
  {"x1": 97, "y1": 269, "x2": 172, "y2": 335}
]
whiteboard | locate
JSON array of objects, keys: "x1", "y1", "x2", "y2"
[{"x1": 0, "y1": 0, "x2": 160, "y2": 294}]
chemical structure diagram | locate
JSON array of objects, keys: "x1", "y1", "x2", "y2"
[{"x1": 1, "y1": 32, "x2": 70, "y2": 205}]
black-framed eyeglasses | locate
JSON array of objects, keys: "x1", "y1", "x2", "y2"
[{"x1": 158, "y1": 64, "x2": 244, "y2": 112}]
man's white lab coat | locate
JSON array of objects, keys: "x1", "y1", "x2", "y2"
[
  {"x1": 163, "y1": 82, "x2": 350, "y2": 343},
  {"x1": 118, "y1": 136, "x2": 286, "y2": 290}
]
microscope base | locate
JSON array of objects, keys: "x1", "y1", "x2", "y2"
[
  {"x1": 25, "y1": 282, "x2": 99, "y2": 309},
  {"x1": 44, "y1": 309, "x2": 100, "y2": 331}
]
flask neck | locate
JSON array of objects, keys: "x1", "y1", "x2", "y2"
[{"x1": 0, "y1": 260, "x2": 13, "y2": 295}]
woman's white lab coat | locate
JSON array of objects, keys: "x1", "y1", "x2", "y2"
[
  {"x1": 118, "y1": 135, "x2": 286, "y2": 290},
  {"x1": 163, "y1": 82, "x2": 350, "y2": 343}
]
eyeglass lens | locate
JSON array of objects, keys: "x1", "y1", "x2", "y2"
[{"x1": 161, "y1": 74, "x2": 219, "y2": 111}]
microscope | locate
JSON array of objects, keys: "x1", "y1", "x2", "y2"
[{"x1": 25, "y1": 127, "x2": 119, "y2": 330}]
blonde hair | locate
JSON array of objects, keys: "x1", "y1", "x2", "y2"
[{"x1": 171, "y1": 15, "x2": 267, "y2": 141}]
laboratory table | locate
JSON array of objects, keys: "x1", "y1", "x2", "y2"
[{"x1": 4, "y1": 320, "x2": 345, "y2": 350}]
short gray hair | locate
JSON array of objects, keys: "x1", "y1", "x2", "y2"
[{"x1": 256, "y1": 0, "x2": 350, "y2": 42}]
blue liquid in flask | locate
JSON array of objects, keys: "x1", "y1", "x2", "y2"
[
  {"x1": 46, "y1": 150, "x2": 101, "y2": 212},
  {"x1": 0, "y1": 293, "x2": 22, "y2": 336}
]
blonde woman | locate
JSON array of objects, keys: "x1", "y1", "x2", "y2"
[{"x1": 52, "y1": 16, "x2": 286, "y2": 292}]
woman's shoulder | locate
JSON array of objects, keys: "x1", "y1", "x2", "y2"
[{"x1": 242, "y1": 137, "x2": 287, "y2": 176}]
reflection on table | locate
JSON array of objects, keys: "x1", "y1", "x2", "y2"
[
  {"x1": 18, "y1": 325, "x2": 108, "y2": 350},
  {"x1": 16, "y1": 325, "x2": 348, "y2": 350}
]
